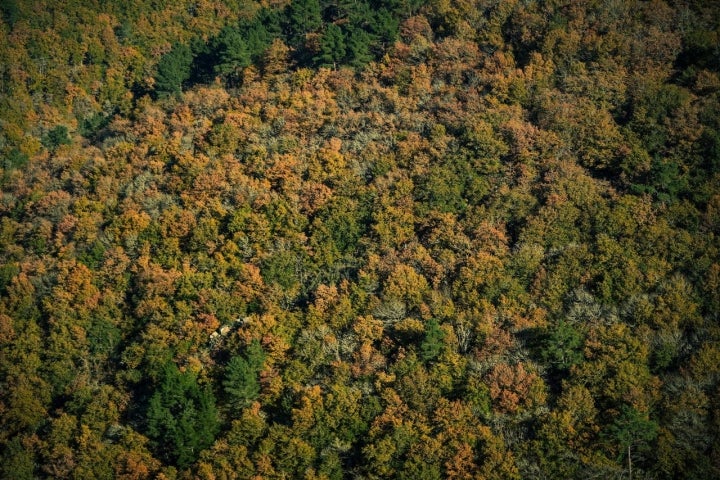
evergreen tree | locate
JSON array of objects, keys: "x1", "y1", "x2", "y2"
[
  {"x1": 154, "y1": 43, "x2": 193, "y2": 97},
  {"x1": 42, "y1": 126, "x2": 71, "y2": 150},
  {"x1": 214, "y1": 27, "x2": 252, "y2": 85},
  {"x1": 145, "y1": 363, "x2": 219, "y2": 469},
  {"x1": 346, "y1": 27, "x2": 374, "y2": 68},
  {"x1": 605, "y1": 405, "x2": 659, "y2": 479},
  {"x1": 420, "y1": 319, "x2": 445, "y2": 363},
  {"x1": 372, "y1": 8, "x2": 400, "y2": 48},
  {"x1": 241, "y1": 13, "x2": 280, "y2": 62},
  {"x1": 540, "y1": 320, "x2": 585, "y2": 374},
  {"x1": 315, "y1": 24, "x2": 346, "y2": 69},
  {"x1": 287, "y1": 0, "x2": 323, "y2": 48},
  {"x1": 0, "y1": 0, "x2": 20, "y2": 27},
  {"x1": 223, "y1": 340, "x2": 266, "y2": 409}
]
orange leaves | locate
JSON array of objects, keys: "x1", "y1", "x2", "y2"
[
  {"x1": 400, "y1": 16, "x2": 434, "y2": 44},
  {"x1": 299, "y1": 182, "x2": 332, "y2": 215},
  {"x1": 50, "y1": 261, "x2": 100, "y2": 310},
  {"x1": 351, "y1": 341, "x2": 387, "y2": 378},
  {"x1": 291, "y1": 385, "x2": 324, "y2": 433},
  {"x1": 486, "y1": 362, "x2": 546, "y2": 415}
]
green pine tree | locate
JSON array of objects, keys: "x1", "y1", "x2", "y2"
[
  {"x1": 346, "y1": 27, "x2": 374, "y2": 68},
  {"x1": 223, "y1": 340, "x2": 266, "y2": 408},
  {"x1": 605, "y1": 405, "x2": 658, "y2": 479},
  {"x1": 420, "y1": 319, "x2": 445, "y2": 363},
  {"x1": 214, "y1": 27, "x2": 252, "y2": 84},
  {"x1": 154, "y1": 43, "x2": 193, "y2": 97},
  {"x1": 42, "y1": 126, "x2": 71, "y2": 150},
  {"x1": 540, "y1": 320, "x2": 585, "y2": 373},
  {"x1": 287, "y1": 0, "x2": 322, "y2": 48},
  {"x1": 315, "y1": 24, "x2": 347, "y2": 69},
  {"x1": 145, "y1": 363, "x2": 219, "y2": 469}
]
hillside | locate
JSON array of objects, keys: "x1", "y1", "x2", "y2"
[{"x1": 1, "y1": 1, "x2": 719, "y2": 478}]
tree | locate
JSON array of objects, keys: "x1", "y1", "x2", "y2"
[
  {"x1": 605, "y1": 405, "x2": 658, "y2": 479},
  {"x1": 346, "y1": 27, "x2": 374, "y2": 68},
  {"x1": 315, "y1": 24, "x2": 346, "y2": 69},
  {"x1": 287, "y1": 0, "x2": 323, "y2": 48},
  {"x1": 214, "y1": 27, "x2": 252, "y2": 85},
  {"x1": 223, "y1": 340, "x2": 266, "y2": 409},
  {"x1": 540, "y1": 320, "x2": 584, "y2": 375},
  {"x1": 145, "y1": 363, "x2": 219, "y2": 469},
  {"x1": 1, "y1": 436, "x2": 34, "y2": 480},
  {"x1": 154, "y1": 43, "x2": 193, "y2": 97},
  {"x1": 420, "y1": 319, "x2": 445, "y2": 363},
  {"x1": 42, "y1": 126, "x2": 71, "y2": 150},
  {"x1": 263, "y1": 38, "x2": 292, "y2": 74},
  {"x1": 0, "y1": 0, "x2": 20, "y2": 27}
]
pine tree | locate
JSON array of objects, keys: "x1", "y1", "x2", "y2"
[
  {"x1": 287, "y1": 0, "x2": 323, "y2": 48},
  {"x1": 154, "y1": 43, "x2": 193, "y2": 97},
  {"x1": 421, "y1": 319, "x2": 445, "y2": 363},
  {"x1": 214, "y1": 27, "x2": 252, "y2": 81},
  {"x1": 346, "y1": 27, "x2": 374, "y2": 68},
  {"x1": 315, "y1": 24, "x2": 346, "y2": 69},
  {"x1": 145, "y1": 363, "x2": 219, "y2": 469},
  {"x1": 223, "y1": 340, "x2": 266, "y2": 408}
]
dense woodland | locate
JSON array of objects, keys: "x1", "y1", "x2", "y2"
[{"x1": 1, "y1": 0, "x2": 720, "y2": 478}]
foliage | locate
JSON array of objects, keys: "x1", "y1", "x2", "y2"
[
  {"x1": 223, "y1": 340, "x2": 266, "y2": 408},
  {"x1": 420, "y1": 318, "x2": 445, "y2": 363},
  {"x1": 41, "y1": 126, "x2": 71, "y2": 150},
  {"x1": 0, "y1": 0, "x2": 719, "y2": 477},
  {"x1": 145, "y1": 363, "x2": 219, "y2": 469},
  {"x1": 155, "y1": 43, "x2": 194, "y2": 97}
]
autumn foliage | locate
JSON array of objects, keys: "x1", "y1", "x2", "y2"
[{"x1": 1, "y1": 0, "x2": 720, "y2": 478}]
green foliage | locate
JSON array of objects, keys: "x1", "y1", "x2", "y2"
[
  {"x1": 0, "y1": 263, "x2": 19, "y2": 295},
  {"x1": 214, "y1": 27, "x2": 252, "y2": 83},
  {"x1": 0, "y1": 436, "x2": 34, "y2": 480},
  {"x1": 79, "y1": 112, "x2": 112, "y2": 139},
  {"x1": 2, "y1": 148, "x2": 28, "y2": 174},
  {"x1": 604, "y1": 405, "x2": 659, "y2": 474},
  {"x1": 261, "y1": 249, "x2": 302, "y2": 291},
  {"x1": 0, "y1": 0, "x2": 20, "y2": 27},
  {"x1": 287, "y1": 0, "x2": 323, "y2": 47},
  {"x1": 223, "y1": 340, "x2": 266, "y2": 408},
  {"x1": 540, "y1": 320, "x2": 584, "y2": 373},
  {"x1": 242, "y1": 10, "x2": 281, "y2": 61},
  {"x1": 414, "y1": 163, "x2": 466, "y2": 214},
  {"x1": 145, "y1": 363, "x2": 219, "y2": 469},
  {"x1": 41, "y1": 126, "x2": 71, "y2": 150},
  {"x1": 420, "y1": 319, "x2": 445, "y2": 363},
  {"x1": 346, "y1": 27, "x2": 374, "y2": 68},
  {"x1": 154, "y1": 43, "x2": 193, "y2": 97},
  {"x1": 87, "y1": 315, "x2": 121, "y2": 359},
  {"x1": 315, "y1": 24, "x2": 346, "y2": 69},
  {"x1": 371, "y1": 8, "x2": 400, "y2": 46}
]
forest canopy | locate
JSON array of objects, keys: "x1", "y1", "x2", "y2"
[{"x1": 1, "y1": 0, "x2": 719, "y2": 478}]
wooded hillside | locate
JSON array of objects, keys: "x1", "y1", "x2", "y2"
[{"x1": 1, "y1": 1, "x2": 719, "y2": 478}]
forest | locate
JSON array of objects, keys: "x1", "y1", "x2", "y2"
[{"x1": 0, "y1": 0, "x2": 719, "y2": 478}]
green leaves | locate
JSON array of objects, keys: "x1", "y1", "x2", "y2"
[
  {"x1": 420, "y1": 319, "x2": 445, "y2": 363},
  {"x1": 41, "y1": 126, "x2": 71, "y2": 150},
  {"x1": 223, "y1": 340, "x2": 266, "y2": 409},
  {"x1": 214, "y1": 27, "x2": 252, "y2": 82},
  {"x1": 604, "y1": 405, "x2": 658, "y2": 476},
  {"x1": 540, "y1": 320, "x2": 584, "y2": 373},
  {"x1": 145, "y1": 363, "x2": 219, "y2": 469},
  {"x1": 315, "y1": 24, "x2": 346, "y2": 69},
  {"x1": 154, "y1": 43, "x2": 193, "y2": 97},
  {"x1": 287, "y1": 0, "x2": 323, "y2": 47},
  {"x1": 607, "y1": 405, "x2": 658, "y2": 452}
]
